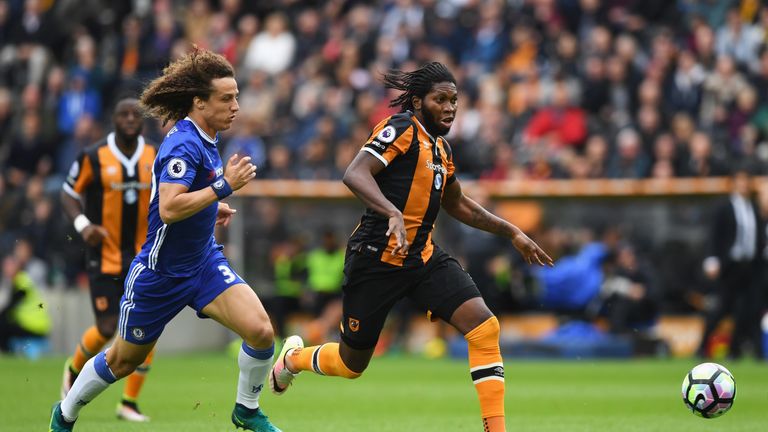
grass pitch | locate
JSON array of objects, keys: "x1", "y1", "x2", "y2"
[{"x1": 1, "y1": 352, "x2": 766, "y2": 431}]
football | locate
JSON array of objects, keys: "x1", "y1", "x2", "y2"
[{"x1": 681, "y1": 362, "x2": 736, "y2": 418}]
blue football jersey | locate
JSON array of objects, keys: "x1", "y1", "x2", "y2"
[{"x1": 135, "y1": 117, "x2": 226, "y2": 277}]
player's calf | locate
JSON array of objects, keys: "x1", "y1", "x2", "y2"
[
  {"x1": 465, "y1": 316, "x2": 506, "y2": 432},
  {"x1": 286, "y1": 342, "x2": 362, "y2": 379}
]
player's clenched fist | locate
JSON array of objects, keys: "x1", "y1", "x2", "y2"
[{"x1": 224, "y1": 153, "x2": 257, "y2": 190}]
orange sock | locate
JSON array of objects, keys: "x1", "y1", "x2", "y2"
[
  {"x1": 465, "y1": 316, "x2": 505, "y2": 432},
  {"x1": 122, "y1": 349, "x2": 154, "y2": 403},
  {"x1": 71, "y1": 326, "x2": 109, "y2": 373},
  {"x1": 287, "y1": 343, "x2": 361, "y2": 379}
]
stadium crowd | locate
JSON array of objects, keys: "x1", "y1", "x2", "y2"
[{"x1": 0, "y1": 0, "x2": 767, "y2": 346}]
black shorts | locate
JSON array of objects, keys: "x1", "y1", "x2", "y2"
[
  {"x1": 87, "y1": 273, "x2": 125, "y2": 318},
  {"x1": 340, "y1": 245, "x2": 481, "y2": 350}
]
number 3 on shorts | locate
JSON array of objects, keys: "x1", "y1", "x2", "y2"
[{"x1": 218, "y1": 265, "x2": 236, "y2": 283}]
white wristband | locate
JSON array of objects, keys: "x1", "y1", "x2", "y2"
[{"x1": 74, "y1": 214, "x2": 92, "y2": 233}]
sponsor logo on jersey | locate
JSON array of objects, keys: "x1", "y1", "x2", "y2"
[
  {"x1": 369, "y1": 140, "x2": 386, "y2": 150},
  {"x1": 168, "y1": 158, "x2": 187, "y2": 178},
  {"x1": 377, "y1": 125, "x2": 397, "y2": 143},
  {"x1": 426, "y1": 160, "x2": 447, "y2": 175},
  {"x1": 110, "y1": 181, "x2": 150, "y2": 191}
]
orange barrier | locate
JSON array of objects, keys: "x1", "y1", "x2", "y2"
[{"x1": 237, "y1": 177, "x2": 768, "y2": 198}]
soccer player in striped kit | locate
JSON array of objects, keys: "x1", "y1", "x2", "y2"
[
  {"x1": 270, "y1": 62, "x2": 553, "y2": 432},
  {"x1": 60, "y1": 97, "x2": 156, "y2": 422},
  {"x1": 50, "y1": 48, "x2": 281, "y2": 432}
]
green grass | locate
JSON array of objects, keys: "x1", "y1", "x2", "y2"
[{"x1": 1, "y1": 353, "x2": 766, "y2": 431}]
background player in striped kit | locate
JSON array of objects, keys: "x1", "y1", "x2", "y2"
[
  {"x1": 60, "y1": 98, "x2": 156, "y2": 421},
  {"x1": 270, "y1": 62, "x2": 553, "y2": 432}
]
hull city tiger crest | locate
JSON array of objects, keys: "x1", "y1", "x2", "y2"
[{"x1": 348, "y1": 317, "x2": 360, "y2": 332}]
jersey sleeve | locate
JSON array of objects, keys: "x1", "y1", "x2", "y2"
[
  {"x1": 158, "y1": 139, "x2": 200, "y2": 187},
  {"x1": 362, "y1": 115, "x2": 414, "y2": 166},
  {"x1": 63, "y1": 150, "x2": 94, "y2": 199}
]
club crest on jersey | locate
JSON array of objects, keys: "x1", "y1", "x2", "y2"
[
  {"x1": 377, "y1": 125, "x2": 396, "y2": 143},
  {"x1": 124, "y1": 188, "x2": 137, "y2": 204},
  {"x1": 434, "y1": 173, "x2": 443, "y2": 190},
  {"x1": 168, "y1": 158, "x2": 187, "y2": 178},
  {"x1": 131, "y1": 327, "x2": 145, "y2": 340}
]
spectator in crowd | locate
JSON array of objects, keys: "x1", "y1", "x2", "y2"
[
  {"x1": 607, "y1": 128, "x2": 651, "y2": 179},
  {"x1": 700, "y1": 55, "x2": 751, "y2": 128},
  {"x1": 524, "y1": 79, "x2": 587, "y2": 150},
  {"x1": 242, "y1": 12, "x2": 295, "y2": 76},
  {"x1": 57, "y1": 72, "x2": 100, "y2": 137},
  {"x1": 680, "y1": 131, "x2": 729, "y2": 177},
  {"x1": 666, "y1": 50, "x2": 705, "y2": 117},
  {"x1": 715, "y1": 7, "x2": 765, "y2": 72},
  {"x1": 650, "y1": 133, "x2": 679, "y2": 178}
]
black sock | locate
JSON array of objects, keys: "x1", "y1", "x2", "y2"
[{"x1": 121, "y1": 399, "x2": 140, "y2": 411}]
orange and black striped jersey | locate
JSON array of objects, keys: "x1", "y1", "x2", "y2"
[
  {"x1": 348, "y1": 111, "x2": 456, "y2": 267},
  {"x1": 63, "y1": 133, "x2": 156, "y2": 276}
]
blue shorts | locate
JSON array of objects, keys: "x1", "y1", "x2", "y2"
[{"x1": 118, "y1": 249, "x2": 245, "y2": 344}]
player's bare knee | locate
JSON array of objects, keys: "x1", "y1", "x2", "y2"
[
  {"x1": 242, "y1": 320, "x2": 274, "y2": 347},
  {"x1": 107, "y1": 356, "x2": 141, "y2": 379}
]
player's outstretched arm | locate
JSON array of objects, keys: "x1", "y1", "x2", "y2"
[
  {"x1": 343, "y1": 151, "x2": 409, "y2": 255},
  {"x1": 159, "y1": 154, "x2": 256, "y2": 224},
  {"x1": 441, "y1": 179, "x2": 553, "y2": 266}
]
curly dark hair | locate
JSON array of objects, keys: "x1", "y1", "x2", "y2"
[
  {"x1": 382, "y1": 62, "x2": 456, "y2": 112},
  {"x1": 139, "y1": 47, "x2": 234, "y2": 125}
]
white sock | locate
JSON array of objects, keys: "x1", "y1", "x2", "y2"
[
  {"x1": 61, "y1": 351, "x2": 117, "y2": 421},
  {"x1": 236, "y1": 342, "x2": 274, "y2": 409}
]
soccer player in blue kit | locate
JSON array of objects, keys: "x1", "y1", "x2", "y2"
[{"x1": 49, "y1": 48, "x2": 282, "y2": 431}]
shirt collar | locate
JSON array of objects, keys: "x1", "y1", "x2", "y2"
[
  {"x1": 184, "y1": 116, "x2": 218, "y2": 145},
  {"x1": 409, "y1": 111, "x2": 436, "y2": 142}
]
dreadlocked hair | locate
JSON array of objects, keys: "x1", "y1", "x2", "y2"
[
  {"x1": 139, "y1": 46, "x2": 234, "y2": 125},
  {"x1": 382, "y1": 62, "x2": 456, "y2": 112}
]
